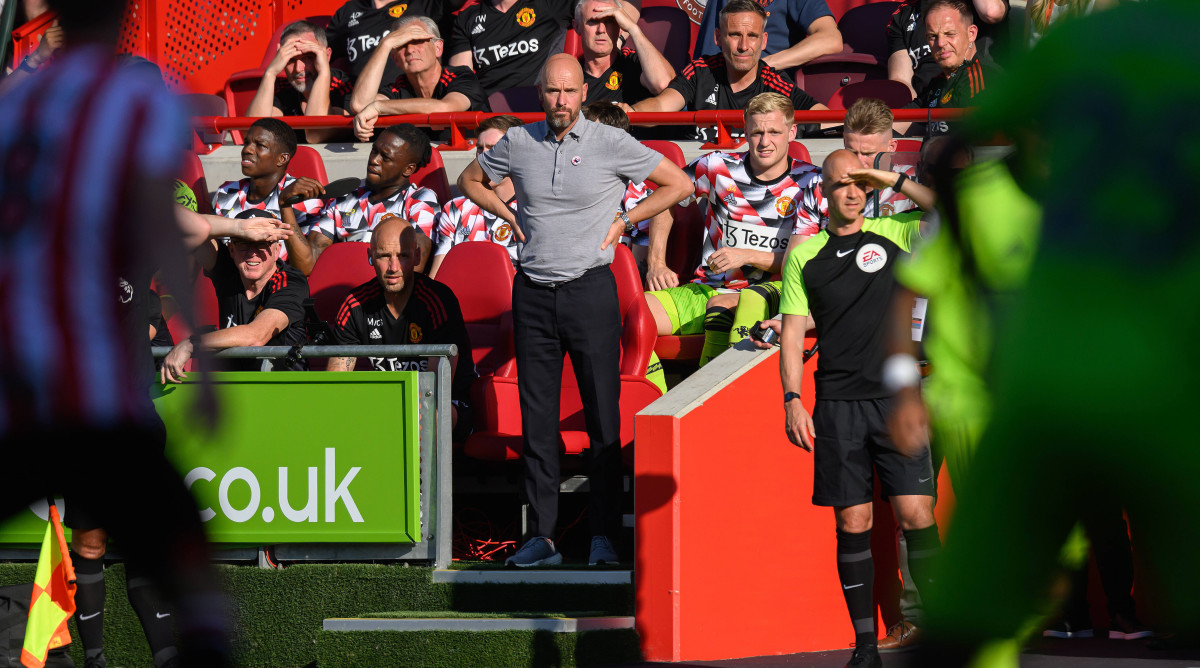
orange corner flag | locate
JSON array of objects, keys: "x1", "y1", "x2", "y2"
[{"x1": 20, "y1": 503, "x2": 76, "y2": 668}]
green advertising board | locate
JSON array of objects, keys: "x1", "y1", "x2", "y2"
[{"x1": 0, "y1": 372, "x2": 422, "y2": 545}]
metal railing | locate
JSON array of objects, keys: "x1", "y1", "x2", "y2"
[{"x1": 193, "y1": 108, "x2": 968, "y2": 152}]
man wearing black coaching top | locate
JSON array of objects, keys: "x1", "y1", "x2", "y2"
[
  {"x1": 161, "y1": 210, "x2": 310, "y2": 381},
  {"x1": 448, "y1": 0, "x2": 573, "y2": 97},
  {"x1": 350, "y1": 15, "x2": 490, "y2": 142},
  {"x1": 328, "y1": 215, "x2": 476, "y2": 442},
  {"x1": 628, "y1": 0, "x2": 826, "y2": 141},
  {"x1": 327, "y1": 0, "x2": 444, "y2": 81}
]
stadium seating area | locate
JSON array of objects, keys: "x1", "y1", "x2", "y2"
[{"x1": 8, "y1": 0, "x2": 933, "y2": 488}]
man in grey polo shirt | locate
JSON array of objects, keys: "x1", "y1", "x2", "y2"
[{"x1": 460, "y1": 53, "x2": 692, "y2": 567}]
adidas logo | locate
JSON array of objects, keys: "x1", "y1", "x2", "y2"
[
  {"x1": 704, "y1": 92, "x2": 717, "y2": 105},
  {"x1": 471, "y1": 23, "x2": 485, "y2": 35},
  {"x1": 370, "y1": 328, "x2": 382, "y2": 340}
]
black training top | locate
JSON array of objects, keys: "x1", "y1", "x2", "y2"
[
  {"x1": 667, "y1": 55, "x2": 819, "y2": 142},
  {"x1": 448, "y1": 0, "x2": 572, "y2": 95},
  {"x1": 206, "y1": 247, "x2": 309, "y2": 353},
  {"x1": 887, "y1": 0, "x2": 1010, "y2": 94},
  {"x1": 327, "y1": 0, "x2": 444, "y2": 79},
  {"x1": 271, "y1": 67, "x2": 355, "y2": 116},
  {"x1": 780, "y1": 213, "x2": 922, "y2": 400},
  {"x1": 582, "y1": 48, "x2": 651, "y2": 106},
  {"x1": 333, "y1": 274, "x2": 475, "y2": 402},
  {"x1": 385, "y1": 65, "x2": 491, "y2": 111}
]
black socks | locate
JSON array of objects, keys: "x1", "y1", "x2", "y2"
[
  {"x1": 902, "y1": 524, "x2": 942, "y2": 600},
  {"x1": 836, "y1": 529, "x2": 876, "y2": 648},
  {"x1": 125, "y1": 563, "x2": 179, "y2": 667},
  {"x1": 71, "y1": 551, "x2": 106, "y2": 663}
]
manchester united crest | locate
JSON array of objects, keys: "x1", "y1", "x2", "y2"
[
  {"x1": 940, "y1": 89, "x2": 953, "y2": 105},
  {"x1": 409, "y1": 323, "x2": 423, "y2": 343},
  {"x1": 775, "y1": 195, "x2": 795, "y2": 217},
  {"x1": 606, "y1": 71, "x2": 622, "y2": 91},
  {"x1": 494, "y1": 223, "x2": 512, "y2": 241},
  {"x1": 389, "y1": 3, "x2": 408, "y2": 17},
  {"x1": 516, "y1": 8, "x2": 536, "y2": 27}
]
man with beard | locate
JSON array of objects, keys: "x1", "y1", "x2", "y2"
[
  {"x1": 246, "y1": 21, "x2": 354, "y2": 143},
  {"x1": 459, "y1": 54, "x2": 692, "y2": 567}
]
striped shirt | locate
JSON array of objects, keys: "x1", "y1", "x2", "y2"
[
  {"x1": 314, "y1": 181, "x2": 439, "y2": 242},
  {"x1": 0, "y1": 46, "x2": 188, "y2": 433},
  {"x1": 211, "y1": 176, "x2": 327, "y2": 261}
]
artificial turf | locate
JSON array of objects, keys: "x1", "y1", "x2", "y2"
[{"x1": 0, "y1": 562, "x2": 634, "y2": 667}]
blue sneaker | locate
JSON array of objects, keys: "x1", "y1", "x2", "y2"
[
  {"x1": 588, "y1": 536, "x2": 619, "y2": 566},
  {"x1": 505, "y1": 537, "x2": 562, "y2": 568}
]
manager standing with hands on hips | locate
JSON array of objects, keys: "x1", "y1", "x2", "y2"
[{"x1": 459, "y1": 54, "x2": 693, "y2": 568}]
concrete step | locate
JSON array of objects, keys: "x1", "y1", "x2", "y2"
[
  {"x1": 324, "y1": 615, "x2": 634, "y2": 632},
  {"x1": 433, "y1": 568, "x2": 631, "y2": 585}
]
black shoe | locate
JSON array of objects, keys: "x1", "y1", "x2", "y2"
[
  {"x1": 846, "y1": 644, "x2": 882, "y2": 668},
  {"x1": 1043, "y1": 618, "x2": 1094, "y2": 639}
]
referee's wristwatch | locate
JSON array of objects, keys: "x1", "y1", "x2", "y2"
[
  {"x1": 783, "y1": 391, "x2": 802, "y2": 404},
  {"x1": 617, "y1": 211, "x2": 634, "y2": 235}
]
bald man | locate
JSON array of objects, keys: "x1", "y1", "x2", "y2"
[
  {"x1": 327, "y1": 214, "x2": 475, "y2": 442},
  {"x1": 459, "y1": 54, "x2": 693, "y2": 568},
  {"x1": 777, "y1": 149, "x2": 938, "y2": 668}
]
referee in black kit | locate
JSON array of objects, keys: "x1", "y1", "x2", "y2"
[
  {"x1": 778, "y1": 149, "x2": 939, "y2": 668},
  {"x1": 459, "y1": 53, "x2": 692, "y2": 567}
]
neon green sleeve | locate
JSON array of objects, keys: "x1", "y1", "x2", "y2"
[{"x1": 779, "y1": 234, "x2": 826, "y2": 316}]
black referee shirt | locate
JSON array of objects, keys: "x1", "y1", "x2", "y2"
[{"x1": 780, "y1": 213, "x2": 922, "y2": 399}]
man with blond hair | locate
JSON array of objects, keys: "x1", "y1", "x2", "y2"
[
  {"x1": 843, "y1": 97, "x2": 920, "y2": 218},
  {"x1": 645, "y1": 92, "x2": 824, "y2": 365}
]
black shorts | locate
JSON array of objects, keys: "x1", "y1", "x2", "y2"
[{"x1": 812, "y1": 398, "x2": 935, "y2": 507}]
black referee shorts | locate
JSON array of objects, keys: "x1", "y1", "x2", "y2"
[{"x1": 812, "y1": 398, "x2": 936, "y2": 507}]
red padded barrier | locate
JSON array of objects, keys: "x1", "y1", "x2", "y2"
[{"x1": 635, "y1": 346, "x2": 957, "y2": 661}]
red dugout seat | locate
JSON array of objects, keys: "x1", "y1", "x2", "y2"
[
  {"x1": 179, "y1": 152, "x2": 213, "y2": 215},
  {"x1": 413, "y1": 150, "x2": 452, "y2": 204},
  {"x1": 307, "y1": 242, "x2": 374, "y2": 325},
  {"x1": 788, "y1": 141, "x2": 812, "y2": 164},
  {"x1": 289, "y1": 145, "x2": 330, "y2": 184},
  {"x1": 434, "y1": 241, "x2": 517, "y2": 378},
  {"x1": 464, "y1": 245, "x2": 663, "y2": 461}
]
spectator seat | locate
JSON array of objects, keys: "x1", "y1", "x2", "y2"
[
  {"x1": 793, "y1": 2, "x2": 900, "y2": 104},
  {"x1": 637, "y1": 4, "x2": 694, "y2": 73},
  {"x1": 183, "y1": 93, "x2": 228, "y2": 154},
  {"x1": 827, "y1": 78, "x2": 913, "y2": 110},
  {"x1": 486, "y1": 86, "x2": 541, "y2": 113}
]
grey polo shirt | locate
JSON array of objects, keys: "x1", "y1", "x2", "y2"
[{"x1": 477, "y1": 116, "x2": 662, "y2": 284}]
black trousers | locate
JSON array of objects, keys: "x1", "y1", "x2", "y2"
[{"x1": 512, "y1": 267, "x2": 622, "y2": 539}]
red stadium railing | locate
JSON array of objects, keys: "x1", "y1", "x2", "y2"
[{"x1": 192, "y1": 108, "x2": 968, "y2": 153}]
